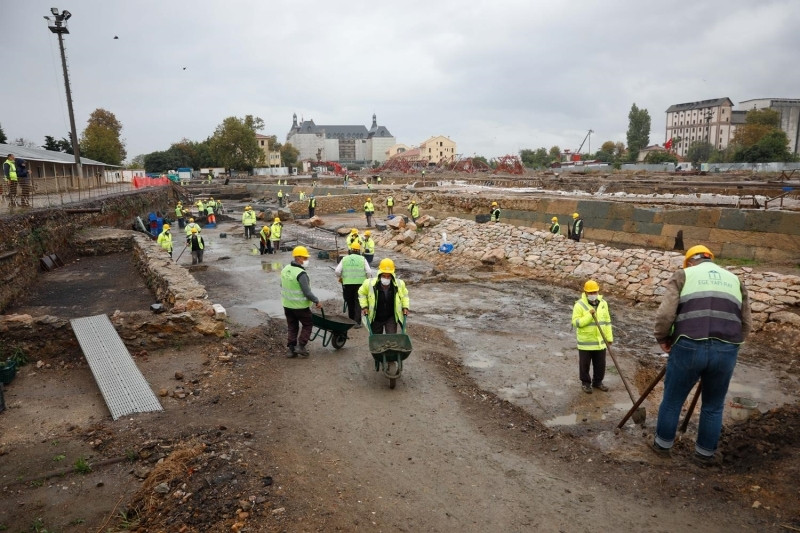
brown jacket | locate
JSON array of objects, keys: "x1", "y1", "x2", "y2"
[{"x1": 653, "y1": 266, "x2": 752, "y2": 344}]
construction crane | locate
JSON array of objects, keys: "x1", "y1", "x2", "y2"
[{"x1": 571, "y1": 129, "x2": 594, "y2": 162}]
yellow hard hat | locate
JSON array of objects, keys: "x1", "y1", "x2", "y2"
[
  {"x1": 551, "y1": 216, "x2": 558, "y2": 222},
  {"x1": 350, "y1": 228, "x2": 358, "y2": 234},
  {"x1": 163, "y1": 224, "x2": 170, "y2": 230},
  {"x1": 378, "y1": 258, "x2": 395, "y2": 274},
  {"x1": 177, "y1": 201, "x2": 182, "y2": 206},
  {"x1": 364, "y1": 230, "x2": 371, "y2": 236},
  {"x1": 572, "y1": 212, "x2": 579, "y2": 219},
  {"x1": 292, "y1": 245, "x2": 310, "y2": 258},
  {"x1": 367, "y1": 197, "x2": 372, "y2": 201},
  {"x1": 246, "y1": 205, "x2": 252, "y2": 210},
  {"x1": 583, "y1": 280, "x2": 599, "y2": 293},
  {"x1": 191, "y1": 227, "x2": 198, "y2": 234},
  {"x1": 684, "y1": 245, "x2": 714, "y2": 268},
  {"x1": 262, "y1": 225, "x2": 269, "y2": 231},
  {"x1": 349, "y1": 242, "x2": 361, "y2": 251},
  {"x1": 274, "y1": 217, "x2": 280, "y2": 223},
  {"x1": 491, "y1": 202, "x2": 498, "y2": 206},
  {"x1": 189, "y1": 218, "x2": 195, "y2": 222}
]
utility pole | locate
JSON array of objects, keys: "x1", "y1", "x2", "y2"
[{"x1": 46, "y1": 8, "x2": 82, "y2": 182}]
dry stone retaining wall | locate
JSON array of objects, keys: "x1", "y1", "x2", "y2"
[{"x1": 373, "y1": 217, "x2": 800, "y2": 333}]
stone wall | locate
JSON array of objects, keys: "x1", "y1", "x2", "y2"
[
  {"x1": 0, "y1": 190, "x2": 173, "y2": 312},
  {"x1": 373, "y1": 217, "x2": 800, "y2": 334}
]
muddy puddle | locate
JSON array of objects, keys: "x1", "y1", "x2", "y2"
[{"x1": 189, "y1": 211, "x2": 796, "y2": 439}]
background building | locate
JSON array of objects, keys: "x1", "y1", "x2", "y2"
[
  {"x1": 738, "y1": 98, "x2": 800, "y2": 154},
  {"x1": 418, "y1": 135, "x2": 457, "y2": 164},
  {"x1": 255, "y1": 134, "x2": 282, "y2": 167},
  {"x1": 665, "y1": 97, "x2": 738, "y2": 157},
  {"x1": 286, "y1": 113, "x2": 395, "y2": 164}
]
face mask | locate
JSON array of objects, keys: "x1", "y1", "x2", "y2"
[
  {"x1": 380, "y1": 277, "x2": 391, "y2": 286},
  {"x1": 302, "y1": 258, "x2": 310, "y2": 267},
  {"x1": 587, "y1": 294, "x2": 598, "y2": 302}
]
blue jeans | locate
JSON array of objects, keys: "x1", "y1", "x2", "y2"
[{"x1": 654, "y1": 337, "x2": 739, "y2": 456}]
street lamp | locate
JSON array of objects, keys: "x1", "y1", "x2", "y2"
[{"x1": 45, "y1": 8, "x2": 82, "y2": 181}]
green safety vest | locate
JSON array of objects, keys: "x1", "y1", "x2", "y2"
[
  {"x1": 571, "y1": 295, "x2": 613, "y2": 350},
  {"x1": 206, "y1": 200, "x2": 216, "y2": 209},
  {"x1": 281, "y1": 265, "x2": 311, "y2": 309},
  {"x1": 550, "y1": 222, "x2": 560, "y2": 234},
  {"x1": 387, "y1": 196, "x2": 394, "y2": 206},
  {"x1": 309, "y1": 198, "x2": 316, "y2": 208},
  {"x1": 491, "y1": 208, "x2": 501, "y2": 222},
  {"x1": 3, "y1": 159, "x2": 17, "y2": 181},
  {"x1": 341, "y1": 254, "x2": 368, "y2": 285},
  {"x1": 364, "y1": 201, "x2": 375, "y2": 213},
  {"x1": 358, "y1": 276, "x2": 410, "y2": 324},
  {"x1": 242, "y1": 211, "x2": 256, "y2": 225},
  {"x1": 278, "y1": 191, "x2": 283, "y2": 197},
  {"x1": 259, "y1": 227, "x2": 270, "y2": 241},
  {"x1": 270, "y1": 222, "x2": 282, "y2": 240},
  {"x1": 157, "y1": 230, "x2": 173, "y2": 252},
  {"x1": 409, "y1": 203, "x2": 419, "y2": 218},
  {"x1": 175, "y1": 205, "x2": 184, "y2": 217},
  {"x1": 187, "y1": 234, "x2": 204, "y2": 249},
  {"x1": 673, "y1": 261, "x2": 744, "y2": 344},
  {"x1": 362, "y1": 238, "x2": 375, "y2": 254},
  {"x1": 185, "y1": 223, "x2": 201, "y2": 236},
  {"x1": 197, "y1": 201, "x2": 205, "y2": 211}
]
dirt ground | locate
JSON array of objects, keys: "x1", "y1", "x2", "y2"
[{"x1": 1, "y1": 211, "x2": 799, "y2": 532}]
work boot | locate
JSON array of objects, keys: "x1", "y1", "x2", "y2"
[
  {"x1": 295, "y1": 345, "x2": 310, "y2": 358},
  {"x1": 691, "y1": 452, "x2": 719, "y2": 467},
  {"x1": 581, "y1": 383, "x2": 593, "y2": 394},
  {"x1": 593, "y1": 383, "x2": 609, "y2": 392},
  {"x1": 650, "y1": 441, "x2": 671, "y2": 457},
  {"x1": 286, "y1": 346, "x2": 297, "y2": 358}
]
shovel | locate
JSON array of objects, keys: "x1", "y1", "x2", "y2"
[{"x1": 592, "y1": 314, "x2": 646, "y2": 425}]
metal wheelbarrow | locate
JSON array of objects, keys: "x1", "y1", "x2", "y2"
[
  {"x1": 310, "y1": 308, "x2": 357, "y2": 350},
  {"x1": 365, "y1": 315, "x2": 412, "y2": 389}
]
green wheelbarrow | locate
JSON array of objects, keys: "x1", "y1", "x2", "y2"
[
  {"x1": 310, "y1": 308, "x2": 357, "y2": 350},
  {"x1": 365, "y1": 315, "x2": 412, "y2": 389}
]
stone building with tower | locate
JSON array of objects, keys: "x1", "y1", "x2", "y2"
[{"x1": 286, "y1": 114, "x2": 395, "y2": 165}]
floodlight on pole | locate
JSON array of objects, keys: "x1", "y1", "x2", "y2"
[{"x1": 45, "y1": 8, "x2": 82, "y2": 181}]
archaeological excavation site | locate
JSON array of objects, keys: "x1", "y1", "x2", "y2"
[{"x1": 0, "y1": 169, "x2": 799, "y2": 532}]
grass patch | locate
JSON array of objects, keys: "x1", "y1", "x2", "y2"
[
  {"x1": 73, "y1": 456, "x2": 92, "y2": 475},
  {"x1": 715, "y1": 257, "x2": 759, "y2": 267}
]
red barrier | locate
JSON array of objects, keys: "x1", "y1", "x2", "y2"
[{"x1": 133, "y1": 177, "x2": 171, "y2": 188}]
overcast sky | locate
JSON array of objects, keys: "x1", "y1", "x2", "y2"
[{"x1": 2, "y1": 0, "x2": 799, "y2": 162}]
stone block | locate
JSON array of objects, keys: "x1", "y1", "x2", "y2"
[{"x1": 212, "y1": 303, "x2": 227, "y2": 320}]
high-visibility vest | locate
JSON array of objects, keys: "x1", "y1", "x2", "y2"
[
  {"x1": 364, "y1": 201, "x2": 375, "y2": 213},
  {"x1": 308, "y1": 198, "x2": 316, "y2": 208},
  {"x1": 550, "y1": 222, "x2": 560, "y2": 234},
  {"x1": 185, "y1": 223, "x2": 201, "y2": 236},
  {"x1": 188, "y1": 234, "x2": 204, "y2": 250},
  {"x1": 340, "y1": 254, "x2": 368, "y2": 285},
  {"x1": 281, "y1": 265, "x2": 311, "y2": 309},
  {"x1": 673, "y1": 261, "x2": 744, "y2": 344},
  {"x1": 409, "y1": 203, "x2": 419, "y2": 218},
  {"x1": 278, "y1": 191, "x2": 283, "y2": 198},
  {"x1": 3, "y1": 159, "x2": 17, "y2": 181},
  {"x1": 157, "y1": 230, "x2": 173, "y2": 252},
  {"x1": 387, "y1": 196, "x2": 394, "y2": 206},
  {"x1": 259, "y1": 227, "x2": 270, "y2": 241},
  {"x1": 270, "y1": 222, "x2": 282, "y2": 240},
  {"x1": 572, "y1": 295, "x2": 613, "y2": 350},
  {"x1": 242, "y1": 211, "x2": 256, "y2": 225},
  {"x1": 347, "y1": 234, "x2": 360, "y2": 247},
  {"x1": 175, "y1": 205, "x2": 183, "y2": 217},
  {"x1": 358, "y1": 276, "x2": 409, "y2": 324},
  {"x1": 362, "y1": 238, "x2": 375, "y2": 254},
  {"x1": 491, "y1": 208, "x2": 501, "y2": 222},
  {"x1": 197, "y1": 200, "x2": 205, "y2": 211},
  {"x1": 573, "y1": 218, "x2": 583, "y2": 236}
]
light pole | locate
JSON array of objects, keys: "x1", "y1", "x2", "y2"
[
  {"x1": 704, "y1": 110, "x2": 713, "y2": 143},
  {"x1": 45, "y1": 8, "x2": 82, "y2": 182}
]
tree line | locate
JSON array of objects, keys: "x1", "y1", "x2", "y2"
[{"x1": 519, "y1": 103, "x2": 797, "y2": 169}]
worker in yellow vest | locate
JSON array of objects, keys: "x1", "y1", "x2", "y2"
[
  {"x1": 361, "y1": 230, "x2": 375, "y2": 265},
  {"x1": 280, "y1": 246, "x2": 322, "y2": 357},
  {"x1": 3, "y1": 154, "x2": 18, "y2": 206},
  {"x1": 364, "y1": 197, "x2": 375, "y2": 227},
  {"x1": 175, "y1": 202, "x2": 185, "y2": 228},
  {"x1": 270, "y1": 217, "x2": 283, "y2": 254},
  {"x1": 386, "y1": 194, "x2": 394, "y2": 215},
  {"x1": 157, "y1": 224, "x2": 174, "y2": 258},
  {"x1": 572, "y1": 279, "x2": 613, "y2": 394},
  {"x1": 242, "y1": 205, "x2": 257, "y2": 239},
  {"x1": 278, "y1": 189, "x2": 284, "y2": 207},
  {"x1": 334, "y1": 242, "x2": 372, "y2": 325}
]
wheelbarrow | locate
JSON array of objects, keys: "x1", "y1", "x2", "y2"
[
  {"x1": 310, "y1": 308, "x2": 357, "y2": 350},
  {"x1": 365, "y1": 315, "x2": 412, "y2": 389}
]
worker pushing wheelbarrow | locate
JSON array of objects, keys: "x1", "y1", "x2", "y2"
[{"x1": 358, "y1": 258, "x2": 411, "y2": 389}]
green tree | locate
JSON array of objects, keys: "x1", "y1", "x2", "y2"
[
  {"x1": 280, "y1": 143, "x2": 299, "y2": 167},
  {"x1": 519, "y1": 148, "x2": 552, "y2": 168},
  {"x1": 43, "y1": 135, "x2": 60, "y2": 151},
  {"x1": 80, "y1": 108, "x2": 127, "y2": 165},
  {"x1": 209, "y1": 116, "x2": 264, "y2": 170},
  {"x1": 0, "y1": 123, "x2": 7, "y2": 144},
  {"x1": 734, "y1": 129, "x2": 794, "y2": 162},
  {"x1": 686, "y1": 142, "x2": 713, "y2": 166},
  {"x1": 626, "y1": 103, "x2": 651, "y2": 161},
  {"x1": 731, "y1": 108, "x2": 781, "y2": 149},
  {"x1": 127, "y1": 154, "x2": 145, "y2": 169},
  {"x1": 549, "y1": 146, "x2": 561, "y2": 160},
  {"x1": 600, "y1": 141, "x2": 616, "y2": 154},
  {"x1": 643, "y1": 151, "x2": 678, "y2": 164}
]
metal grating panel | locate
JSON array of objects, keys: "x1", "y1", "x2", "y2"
[{"x1": 70, "y1": 314, "x2": 163, "y2": 420}]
